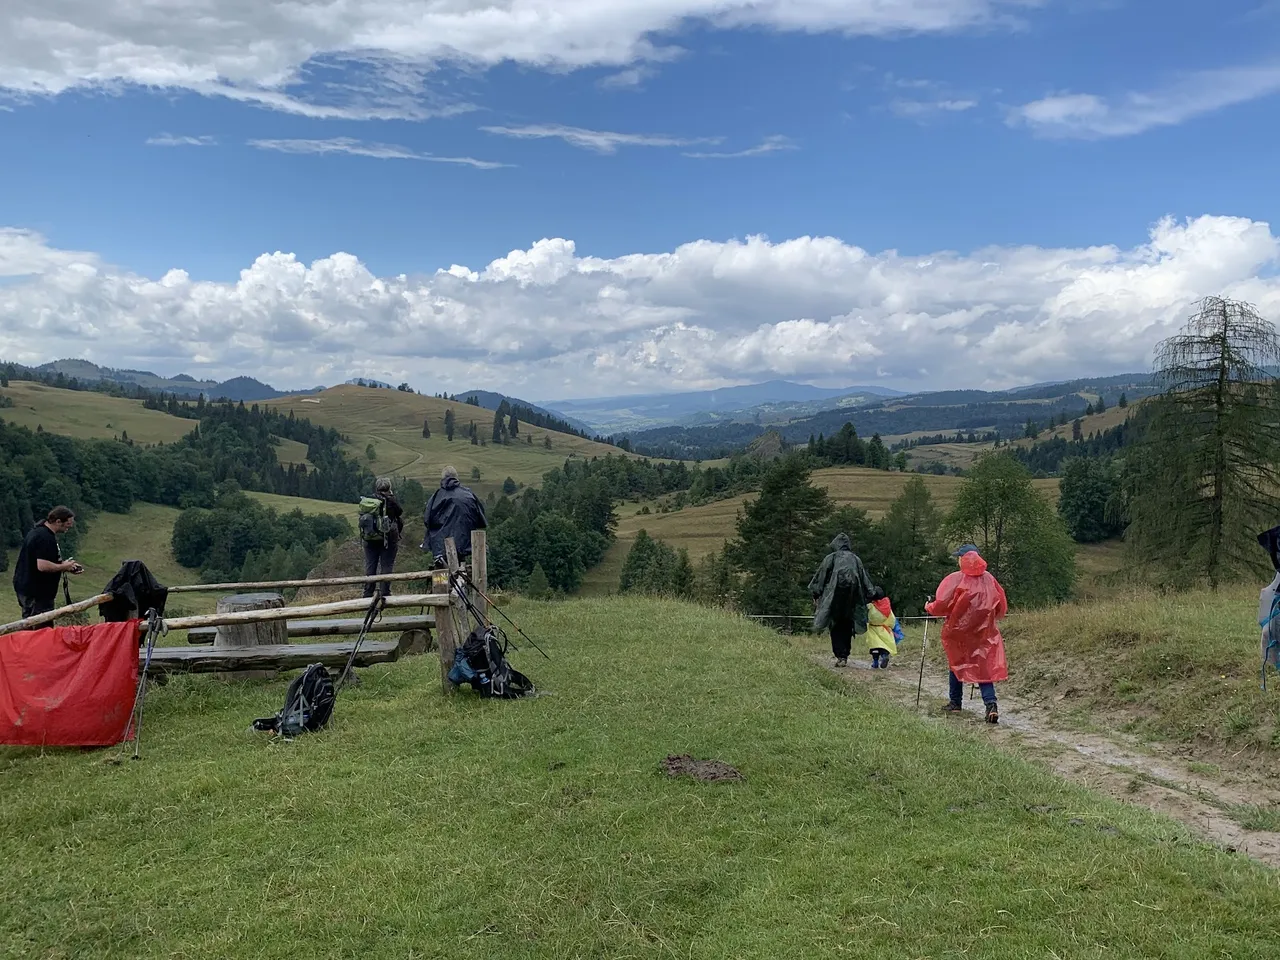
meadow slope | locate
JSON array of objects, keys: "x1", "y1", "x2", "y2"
[{"x1": 2, "y1": 597, "x2": 1277, "y2": 959}]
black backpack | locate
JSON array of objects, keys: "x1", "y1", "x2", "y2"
[
  {"x1": 252, "y1": 663, "x2": 336, "y2": 737},
  {"x1": 448, "y1": 626, "x2": 535, "y2": 699}
]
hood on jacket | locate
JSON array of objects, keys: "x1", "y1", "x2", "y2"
[
  {"x1": 830, "y1": 533, "x2": 852, "y2": 552},
  {"x1": 871, "y1": 596, "x2": 893, "y2": 617},
  {"x1": 959, "y1": 551, "x2": 988, "y2": 577},
  {"x1": 441, "y1": 476, "x2": 461, "y2": 491}
]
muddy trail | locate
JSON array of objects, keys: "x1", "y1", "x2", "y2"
[{"x1": 811, "y1": 649, "x2": 1280, "y2": 868}]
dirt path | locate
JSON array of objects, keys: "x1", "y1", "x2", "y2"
[{"x1": 814, "y1": 652, "x2": 1280, "y2": 868}]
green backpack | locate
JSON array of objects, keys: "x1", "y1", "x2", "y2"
[{"x1": 358, "y1": 496, "x2": 392, "y2": 542}]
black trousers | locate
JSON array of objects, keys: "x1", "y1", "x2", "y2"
[
  {"x1": 829, "y1": 619, "x2": 854, "y2": 660},
  {"x1": 363, "y1": 539, "x2": 399, "y2": 598},
  {"x1": 17, "y1": 594, "x2": 55, "y2": 620}
]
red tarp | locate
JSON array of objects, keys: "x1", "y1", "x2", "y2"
[{"x1": 0, "y1": 620, "x2": 139, "y2": 747}]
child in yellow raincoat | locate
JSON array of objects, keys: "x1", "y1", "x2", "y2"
[{"x1": 866, "y1": 588, "x2": 898, "y2": 669}]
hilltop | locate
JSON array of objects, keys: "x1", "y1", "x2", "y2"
[
  {"x1": 261, "y1": 384, "x2": 631, "y2": 499},
  {"x1": 28, "y1": 358, "x2": 317, "y2": 402}
]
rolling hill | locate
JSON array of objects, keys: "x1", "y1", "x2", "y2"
[
  {"x1": 30, "y1": 358, "x2": 318, "y2": 401},
  {"x1": 579, "y1": 466, "x2": 1064, "y2": 595},
  {"x1": 262, "y1": 384, "x2": 631, "y2": 500},
  {"x1": 0, "y1": 380, "x2": 198, "y2": 444}
]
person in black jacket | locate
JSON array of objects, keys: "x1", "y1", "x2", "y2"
[
  {"x1": 364, "y1": 478, "x2": 404, "y2": 598},
  {"x1": 12, "y1": 506, "x2": 84, "y2": 619},
  {"x1": 423, "y1": 465, "x2": 487, "y2": 566}
]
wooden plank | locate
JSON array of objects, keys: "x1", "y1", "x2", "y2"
[
  {"x1": 185, "y1": 614, "x2": 436, "y2": 644},
  {"x1": 0, "y1": 593, "x2": 115, "y2": 636},
  {"x1": 167, "y1": 570, "x2": 448, "y2": 594},
  {"x1": 438, "y1": 537, "x2": 461, "y2": 694},
  {"x1": 146, "y1": 639, "x2": 404, "y2": 676},
  {"x1": 471, "y1": 529, "x2": 488, "y2": 619},
  {"x1": 162, "y1": 593, "x2": 450, "y2": 631}
]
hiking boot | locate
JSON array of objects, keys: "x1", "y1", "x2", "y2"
[
  {"x1": 984, "y1": 702, "x2": 999, "y2": 724},
  {"x1": 881, "y1": 656, "x2": 891, "y2": 670},
  {"x1": 835, "y1": 657, "x2": 848, "y2": 668},
  {"x1": 943, "y1": 701, "x2": 963, "y2": 713}
]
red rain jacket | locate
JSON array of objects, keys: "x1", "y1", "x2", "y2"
[
  {"x1": 925, "y1": 553, "x2": 1009, "y2": 684},
  {"x1": 0, "y1": 620, "x2": 139, "y2": 747}
]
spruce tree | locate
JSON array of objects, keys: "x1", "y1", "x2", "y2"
[
  {"x1": 1126, "y1": 296, "x2": 1280, "y2": 588},
  {"x1": 444, "y1": 409, "x2": 455, "y2": 441},
  {"x1": 422, "y1": 419, "x2": 431, "y2": 439}
]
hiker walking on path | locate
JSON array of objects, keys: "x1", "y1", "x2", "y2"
[
  {"x1": 359, "y1": 478, "x2": 404, "y2": 598},
  {"x1": 925, "y1": 544, "x2": 1008, "y2": 724},
  {"x1": 809, "y1": 533, "x2": 878, "y2": 668},
  {"x1": 12, "y1": 506, "x2": 84, "y2": 618},
  {"x1": 866, "y1": 587, "x2": 899, "y2": 670},
  {"x1": 423, "y1": 465, "x2": 487, "y2": 567}
]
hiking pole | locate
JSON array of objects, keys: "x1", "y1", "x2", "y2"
[
  {"x1": 120, "y1": 609, "x2": 165, "y2": 761},
  {"x1": 455, "y1": 570, "x2": 550, "y2": 660},
  {"x1": 336, "y1": 592, "x2": 385, "y2": 694},
  {"x1": 915, "y1": 614, "x2": 930, "y2": 709}
]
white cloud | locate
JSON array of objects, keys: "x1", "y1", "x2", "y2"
[
  {"x1": 482, "y1": 124, "x2": 720, "y2": 154},
  {"x1": 248, "y1": 137, "x2": 510, "y2": 169},
  {"x1": 3, "y1": 215, "x2": 1276, "y2": 400},
  {"x1": 890, "y1": 97, "x2": 978, "y2": 118},
  {"x1": 0, "y1": 1, "x2": 1038, "y2": 116},
  {"x1": 599, "y1": 66, "x2": 659, "y2": 91},
  {"x1": 146, "y1": 133, "x2": 217, "y2": 147},
  {"x1": 1012, "y1": 62, "x2": 1280, "y2": 138},
  {"x1": 683, "y1": 135, "x2": 798, "y2": 158}
]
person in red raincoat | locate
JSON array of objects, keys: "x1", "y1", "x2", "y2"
[{"x1": 925, "y1": 544, "x2": 1008, "y2": 724}]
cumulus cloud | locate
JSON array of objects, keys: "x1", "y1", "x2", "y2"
[
  {"x1": 683, "y1": 135, "x2": 798, "y2": 158},
  {"x1": 1011, "y1": 62, "x2": 1280, "y2": 138},
  {"x1": 146, "y1": 134, "x2": 217, "y2": 147},
  {"x1": 248, "y1": 137, "x2": 510, "y2": 169},
  {"x1": 2, "y1": 215, "x2": 1277, "y2": 400},
  {"x1": 482, "y1": 123, "x2": 720, "y2": 154},
  {"x1": 0, "y1": 1, "x2": 1037, "y2": 116}
]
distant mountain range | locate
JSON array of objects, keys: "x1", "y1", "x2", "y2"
[
  {"x1": 34, "y1": 359, "x2": 322, "y2": 402},
  {"x1": 540, "y1": 380, "x2": 906, "y2": 433}
]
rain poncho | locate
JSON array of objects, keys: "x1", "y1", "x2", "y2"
[
  {"x1": 866, "y1": 597, "x2": 898, "y2": 654},
  {"x1": 808, "y1": 534, "x2": 876, "y2": 634},
  {"x1": 925, "y1": 552, "x2": 1009, "y2": 684},
  {"x1": 1257, "y1": 527, "x2": 1280, "y2": 676}
]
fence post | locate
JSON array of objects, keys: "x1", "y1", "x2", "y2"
[
  {"x1": 471, "y1": 529, "x2": 488, "y2": 619},
  {"x1": 437, "y1": 537, "x2": 462, "y2": 694}
]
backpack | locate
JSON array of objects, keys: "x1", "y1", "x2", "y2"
[
  {"x1": 358, "y1": 495, "x2": 392, "y2": 542},
  {"x1": 447, "y1": 625, "x2": 535, "y2": 699},
  {"x1": 252, "y1": 663, "x2": 336, "y2": 737}
]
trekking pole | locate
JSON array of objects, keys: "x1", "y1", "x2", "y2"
[
  {"x1": 915, "y1": 614, "x2": 930, "y2": 708},
  {"x1": 120, "y1": 609, "x2": 165, "y2": 761},
  {"x1": 455, "y1": 570, "x2": 550, "y2": 660},
  {"x1": 336, "y1": 592, "x2": 385, "y2": 693}
]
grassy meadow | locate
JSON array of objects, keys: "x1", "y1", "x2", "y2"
[
  {"x1": 3, "y1": 597, "x2": 1278, "y2": 958},
  {"x1": 264, "y1": 385, "x2": 629, "y2": 499},
  {"x1": 581, "y1": 467, "x2": 1064, "y2": 596},
  {"x1": 0, "y1": 381, "x2": 194, "y2": 444}
]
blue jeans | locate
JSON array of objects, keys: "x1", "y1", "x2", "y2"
[{"x1": 950, "y1": 671, "x2": 995, "y2": 706}]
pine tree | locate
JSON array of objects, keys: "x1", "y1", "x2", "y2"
[
  {"x1": 1072, "y1": 418, "x2": 1083, "y2": 442},
  {"x1": 544, "y1": 435, "x2": 552, "y2": 450},
  {"x1": 1126, "y1": 296, "x2": 1280, "y2": 588},
  {"x1": 1118, "y1": 392, "x2": 1128, "y2": 409},
  {"x1": 422, "y1": 419, "x2": 431, "y2": 439},
  {"x1": 727, "y1": 455, "x2": 832, "y2": 616},
  {"x1": 508, "y1": 412, "x2": 519, "y2": 437},
  {"x1": 1095, "y1": 394, "x2": 1107, "y2": 414},
  {"x1": 873, "y1": 477, "x2": 952, "y2": 616},
  {"x1": 492, "y1": 407, "x2": 508, "y2": 444},
  {"x1": 444, "y1": 409, "x2": 455, "y2": 441},
  {"x1": 526, "y1": 562, "x2": 551, "y2": 599}
]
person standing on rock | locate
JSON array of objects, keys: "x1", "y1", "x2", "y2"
[
  {"x1": 925, "y1": 544, "x2": 1008, "y2": 724},
  {"x1": 809, "y1": 532, "x2": 878, "y2": 668}
]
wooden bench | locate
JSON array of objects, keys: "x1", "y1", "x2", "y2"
[
  {"x1": 184, "y1": 613, "x2": 436, "y2": 645},
  {"x1": 145, "y1": 630, "x2": 416, "y2": 676}
]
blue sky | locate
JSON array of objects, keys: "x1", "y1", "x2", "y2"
[{"x1": 2, "y1": 1, "x2": 1280, "y2": 398}]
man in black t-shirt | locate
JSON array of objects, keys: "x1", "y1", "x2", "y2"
[{"x1": 12, "y1": 506, "x2": 84, "y2": 619}]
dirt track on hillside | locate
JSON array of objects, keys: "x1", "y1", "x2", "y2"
[{"x1": 815, "y1": 653, "x2": 1280, "y2": 868}]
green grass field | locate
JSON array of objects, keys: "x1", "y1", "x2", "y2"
[
  {"x1": 2, "y1": 597, "x2": 1277, "y2": 958},
  {"x1": 581, "y1": 467, "x2": 1064, "y2": 596},
  {"x1": 264, "y1": 385, "x2": 630, "y2": 499},
  {"x1": 0, "y1": 381, "x2": 195, "y2": 444}
]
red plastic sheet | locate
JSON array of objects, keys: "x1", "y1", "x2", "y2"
[
  {"x1": 925, "y1": 553, "x2": 1009, "y2": 684},
  {"x1": 0, "y1": 620, "x2": 139, "y2": 747}
]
